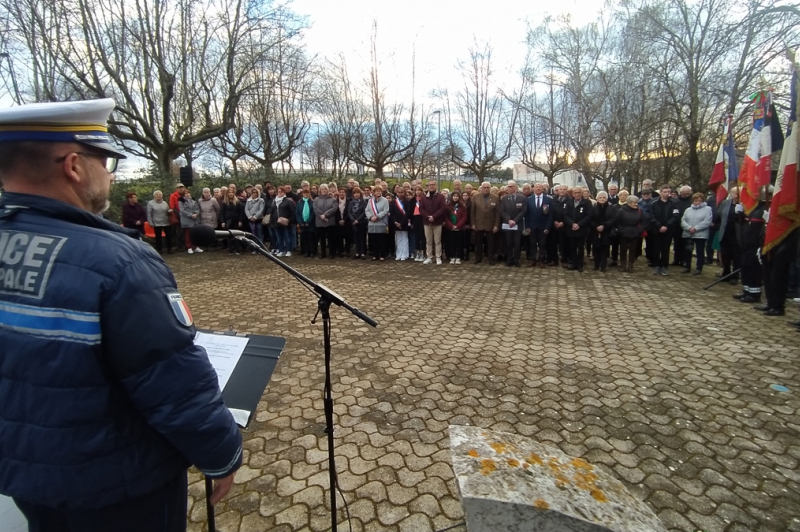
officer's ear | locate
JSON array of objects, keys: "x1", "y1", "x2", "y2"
[{"x1": 56, "y1": 151, "x2": 86, "y2": 185}]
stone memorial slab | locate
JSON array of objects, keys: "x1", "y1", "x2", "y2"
[{"x1": 449, "y1": 425, "x2": 666, "y2": 532}]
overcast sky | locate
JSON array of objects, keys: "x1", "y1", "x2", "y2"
[{"x1": 289, "y1": 0, "x2": 607, "y2": 104}]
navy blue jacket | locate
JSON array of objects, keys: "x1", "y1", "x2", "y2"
[
  {"x1": 0, "y1": 193, "x2": 241, "y2": 509},
  {"x1": 524, "y1": 194, "x2": 554, "y2": 231}
]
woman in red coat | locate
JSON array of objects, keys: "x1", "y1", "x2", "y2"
[{"x1": 444, "y1": 192, "x2": 469, "y2": 264}]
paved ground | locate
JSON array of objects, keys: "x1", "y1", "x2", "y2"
[{"x1": 169, "y1": 248, "x2": 800, "y2": 532}]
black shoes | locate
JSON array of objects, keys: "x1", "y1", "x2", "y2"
[
  {"x1": 739, "y1": 295, "x2": 761, "y2": 304},
  {"x1": 753, "y1": 304, "x2": 771, "y2": 311},
  {"x1": 764, "y1": 308, "x2": 785, "y2": 316}
]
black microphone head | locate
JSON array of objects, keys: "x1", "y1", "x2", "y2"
[{"x1": 189, "y1": 225, "x2": 217, "y2": 247}]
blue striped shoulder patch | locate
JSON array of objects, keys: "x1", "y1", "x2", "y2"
[{"x1": 0, "y1": 300, "x2": 101, "y2": 345}]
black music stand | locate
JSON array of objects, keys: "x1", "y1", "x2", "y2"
[{"x1": 198, "y1": 330, "x2": 285, "y2": 532}]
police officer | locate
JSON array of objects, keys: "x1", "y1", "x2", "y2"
[{"x1": 0, "y1": 99, "x2": 242, "y2": 531}]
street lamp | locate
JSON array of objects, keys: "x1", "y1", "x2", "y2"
[
  {"x1": 313, "y1": 122, "x2": 321, "y2": 176},
  {"x1": 432, "y1": 110, "x2": 441, "y2": 189}
]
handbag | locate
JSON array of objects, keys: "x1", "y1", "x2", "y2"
[
  {"x1": 277, "y1": 216, "x2": 289, "y2": 226},
  {"x1": 261, "y1": 214, "x2": 271, "y2": 226}
]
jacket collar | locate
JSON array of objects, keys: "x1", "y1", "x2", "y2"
[{"x1": 0, "y1": 191, "x2": 141, "y2": 239}]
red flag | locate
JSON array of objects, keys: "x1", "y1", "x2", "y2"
[
  {"x1": 764, "y1": 74, "x2": 800, "y2": 254},
  {"x1": 707, "y1": 116, "x2": 735, "y2": 205},
  {"x1": 740, "y1": 92, "x2": 768, "y2": 214},
  {"x1": 756, "y1": 94, "x2": 773, "y2": 188}
]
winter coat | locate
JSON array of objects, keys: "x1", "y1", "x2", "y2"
[
  {"x1": 347, "y1": 198, "x2": 368, "y2": 224},
  {"x1": 269, "y1": 196, "x2": 295, "y2": 228},
  {"x1": 313, "y1": 196, "x2": 337, "y2": 228},
  {"x1": 147, "y1": 199, "x2": 171, "y2": 227},
  {"x1": 179, "y1": 198, "x2": 200, "y2": 228},
  {"x1": 122, "y1": 201, "x2": 147, "y2": 229},
  {"x1": 365, "y1": 196, "x2": 390, "y2": 233},
  {"x1": 419, "y1": 192, "x2": 448, "y2": 226},
  {"x1": 681, "y1": 203, "x2": 713, "y2": 239},
  {"x1": 444, "y1": 203, "x2": 469, "y2": 231},
  {"x1": 648, "y1": 198, "x2": 680, "y2": 235},
  {"x1": 615, "y1": 204, "x2": 648, "y2": 239},
  {"x1": 245, "y1": 196, "x2": 265, "y2": 221},
  {"x1": 221, "y1": 200, "x2": 243, "y2": 229},
  {"x1": 198, "y1": 197, "x2": 220, "y2": 228}
]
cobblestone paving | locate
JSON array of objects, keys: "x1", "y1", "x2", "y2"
[{"x1": 169, "y1": 249, "x2": 800, "y2": 532}]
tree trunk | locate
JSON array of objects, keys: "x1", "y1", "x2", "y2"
[{"x1": 686, "y1": 135, "x2": 702, "y2": 190}]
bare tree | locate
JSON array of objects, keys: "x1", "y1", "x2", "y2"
[
  {"x1": 627, "y1": 0, "x2": 799, "y2": 189},
  {"x1": 513, "y1": 66, "x2": 572, "y2": 188},
  {"x1": 217, "y1": 32, "x2": 315, "y2": 178},
  {"x1": 399, "y1": 110, "x2": 437, "y2": 180},
  {"x1": 2, "y1": 0, "x2": 295, "y2": 174},
  {"x1": 343, "y1": 23, "x2": 417, "y2": 178},
  {"x1": 444, "y1": 41, "x2": 519, "y2": 181}
]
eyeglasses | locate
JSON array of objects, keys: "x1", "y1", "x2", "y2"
[{"x1": 55, "y1": 152, "x2": 119, "y2": 173}]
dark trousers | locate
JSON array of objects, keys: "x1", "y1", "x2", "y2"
[
  {"x1": 474, "y1": 230, "x2": 495, "y2": 261},
  {"x1": 15, "y1": 471, "x2": 188, "y2": 532},
  {"x1": 764, "y1": 230, "x2": 799, "y2": 310},
  {"x1": 741, "y1": 247, "x2": 763, "y2": 295},
  {"x1": 592, "y1": 236, "x2": 609, "y2": 270},
  {"x1": 558, "y1": 229, "x2": 571, "y2": 263},
  {"x1": 720, "y1": 236, "x2": 741, "y2": 278},
  {"x1": 644, "y1": 233, "x2": 656, "y2": 263},
  {"x1": 685, "y1": 239, "x2": 706, "y2": 271},
  {"x1": 353, "y1": 223, "x2": 368, "y2": 256},
  {"x1": 153, "y1": 226, "x2": 172, "y2": 253},
  {"x1": 412, "y1": 217, "x2": 426, "y2": 252},
  {"x1": 610, "y1": 235, "x2": 620, "y2": 263},
  {"x1": 546, "y1": 230, "x2": 559, "y2": 263},
  {"x1": 619, "y1": 236, "x2": 639, "y2": 266},
  {"x1": 568, "y1": 236, "x2": 586, "y2": 269},
  {"x1": 673, "y1": 235, "x2": 686, "y2": 264},
  {"x1": 368, "y1": 232, "x2": 387, "y2": 258},
  {"x1": 527, "y1": 228, "x2": 547, "y2": 262},
  {"x1": 463, "y1": 229, "x2": 471, "y2": 259},
  {"x1": 171, "y1": 224, "x2": 184, "y2": 250},
  {"x1": 504, "y1": 230, "x2": 522, "y2": 264},
  {"x1": 300, "y1": 229, "x2": 315, "y2": 257},
  {"x1": 445, "y1": 230, "x2": 464, "y2": 259},
  {"x1": 317, "y1": 226, "x2": 334, "y2": 257},
  {"x1": 653, "y1": 231, "x2": 672, "y2": 268},
  {"x1": 335, "y1": 223, "x2": 351, "y2": 256}
]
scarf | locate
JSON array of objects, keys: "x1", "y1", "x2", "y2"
[{"x1": 302, "y1": 198, "x2": 311, "y2": 222}]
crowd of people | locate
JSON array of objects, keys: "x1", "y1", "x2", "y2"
[{"x1": 120, "y1": 175, "x2": 799, "y2": 317}]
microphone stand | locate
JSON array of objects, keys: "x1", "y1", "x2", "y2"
[{"x1": 226, "y1": 233, "x2": 378, "y2": 532}]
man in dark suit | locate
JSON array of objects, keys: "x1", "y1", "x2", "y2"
[
  {"x1": 563, "y1": 186, "x2": 593, "y2": 272},
  {"x1": 525, "y1": 183, "x2": 553, "y2": 267},
  {"x1": 551, "y1": 185, "x2": 571, "y2": 267},
  {"x1": 498, "y1": 181, "x2": 527, "y2": 267}
]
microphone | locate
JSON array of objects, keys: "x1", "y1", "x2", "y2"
[{"x1": 189, "y1": 225, "x2": 253, "y2": 247}]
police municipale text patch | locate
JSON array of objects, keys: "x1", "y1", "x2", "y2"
[
  {"x1": 167, "y1": 292, "x2": 193, "y2": 326},
  {"x1": 0, "y1": 230, "x2": 67, "y2": 299}
]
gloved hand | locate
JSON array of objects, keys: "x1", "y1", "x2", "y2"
[
  {"x1": 757, "y1": 247, "x2": 762, "y2": 265},
  {"x1": 763, "y1": 209, "x2": 770, "y2": 223},
  {"x1": 735, "y1": 203, "x2": 744, "y2": 214}
]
